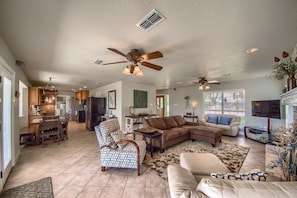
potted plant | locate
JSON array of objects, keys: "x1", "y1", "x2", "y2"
[
  {"x1": 269, "y1": 51, "x2": 297, "y2": 91},
  {"x1": 268, "y1": 121, "x2": 297, "y2": 181}
]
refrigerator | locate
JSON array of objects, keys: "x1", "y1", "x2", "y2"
[{"x1": 86, "y1": 97, "x2": 106, "y2": 131}]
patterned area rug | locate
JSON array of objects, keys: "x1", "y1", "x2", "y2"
[
  {"x1": 0, "y1": 177, "x2": 53, "y2": 198},
  {"x1": 143, "y1": 140, "x2": 250, "y2": 180}
]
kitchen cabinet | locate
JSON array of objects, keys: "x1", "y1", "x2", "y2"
[
  {"x1": 29, "y1": 87, "x2": 40, "y2": 105},
  {"x1": 75, "y1": 91, "x2": 81, "y2": 100},
  {"x1": 81, "y1": 90, "x2": 89, "y2": 100},
  {"x1": 75, "y1": 90, "x2": 89, "y2": 101}
]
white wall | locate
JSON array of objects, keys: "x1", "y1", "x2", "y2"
[
  {"x1": 161, "y1": 77, "x2": 285, "y2": 131},
  {"x1": 90, "y1": 81, "x2": 156, "y2": 130}
]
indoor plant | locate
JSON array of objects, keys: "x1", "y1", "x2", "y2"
[
  {"x1": 269, "y1": 51, "x2": 297, "y2": 91},
  {"x1": 268, "y1": 121, "x2": 297, "y2": 181}
]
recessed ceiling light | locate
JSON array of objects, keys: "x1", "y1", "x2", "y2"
[
  {"x1": 246, "y1": 47, "x2": 260, "y2": 54},
  {"x1": 83, "y1": 86, "x2": 87, "y2": 89},
  {"x1": 176, "y1": 81, "x2": 183, "y2": 85}
]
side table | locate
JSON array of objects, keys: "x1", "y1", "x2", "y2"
[{"x1": 134, "y1": 127, "x2": 164, "y2": 157}]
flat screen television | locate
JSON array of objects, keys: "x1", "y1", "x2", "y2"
[{"x1": 251, "y1": 100, "x2": 281, "y2": 119}]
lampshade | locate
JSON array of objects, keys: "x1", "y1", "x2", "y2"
[
  {"x1": 122, "y1": 66, "x2": 130, "y2": 75},
  {"x1": 136, "y1": 69, "x2": 144, "y2": 76},
  {"x1": 133, "y1": 65, "x2": 141, "y2": 74}
]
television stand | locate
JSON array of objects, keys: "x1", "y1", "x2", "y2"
[{"x1": 244, "y1": 126, "x2": 271, "y2": 144}]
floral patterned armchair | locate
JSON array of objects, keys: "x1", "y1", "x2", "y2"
[{"x1": 95, "y1": 119, "x2": 146, "y2": 176}]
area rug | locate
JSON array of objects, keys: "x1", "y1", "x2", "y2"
[
  {"x1": 143, "y1": 140, "x2": 250, "y2": 180},
  {"x1": 0, "y1": 177, "x2": 53, "y2": 198}
]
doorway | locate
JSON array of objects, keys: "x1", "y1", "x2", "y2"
[
  {"x1": 156, "y1": 95, "x2": 165, "y2": 117},
  {"x1": 0, "y1": 62, "x2": 13, "y2": 190}
]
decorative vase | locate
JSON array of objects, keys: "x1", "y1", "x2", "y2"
[{"x1": 287, "y1": 75, "x2": 297, "y2": 91}]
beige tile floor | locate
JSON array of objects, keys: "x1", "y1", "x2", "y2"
[{"x1": 4, "y1": 122, "x2": 265, "y2": 198}]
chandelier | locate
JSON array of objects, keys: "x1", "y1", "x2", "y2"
[
  {"x1": 43, "y1": 77, "x2": 58, "y2": 103},
  {"x1": 122, "y1": 64, "x2": 144, "y2": 76}
]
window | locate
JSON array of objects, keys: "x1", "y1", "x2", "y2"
[
  {"x1": 19, "y1": 80, "x2": 28, "y2": 117},
  {"x1": 203, "y1": 89, "x2": 245, "y2": 117}
]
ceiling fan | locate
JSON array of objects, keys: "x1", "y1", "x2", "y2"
[
  {"x1": 103, "y1": 48, "x2": 163, "y2": 76},
  {"x1": 193, "y1": 77, "x2": 220, "y2": 90}
]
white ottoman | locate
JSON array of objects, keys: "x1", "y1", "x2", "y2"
[{"x1": 180, "y1": 153, "x2": 230, "y2": 176}]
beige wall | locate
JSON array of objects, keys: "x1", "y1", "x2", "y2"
[{"x1": 0, "y1": 35, "x2": 31, "y2": 167}]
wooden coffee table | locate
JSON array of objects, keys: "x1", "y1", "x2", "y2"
[{"x1": 134, "y1": 127, "x2": 163, "y2": 157}]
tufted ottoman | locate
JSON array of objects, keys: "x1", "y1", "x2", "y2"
[
  {"x1": 180, "y1": 152, "x2": 230, "y2": 181},
  {"x1": 190, "y1": 126, "x2": 222, "y2": 147}
]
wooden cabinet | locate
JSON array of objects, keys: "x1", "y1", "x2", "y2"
[
  {"x1": 75, "y1": 91, "x2": 81, "y2": 100},
  {"x1": 81, "y1": 90, "x2": 89, "y2": 100},
  {"x1": 75, "y1": 90, "x2": 89, "y2": 101},
  {"x1": 29, "y1": 87, "x2": 40, "y2": 105}
]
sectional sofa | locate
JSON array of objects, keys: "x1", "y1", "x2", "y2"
[
  {"x1": 143, "y1": 115, "x2": 223, "y2": 149},
  {"x1": 199, "y1": 114, "x2": 241, "y2": 136},
  {"x1": 168, "y1": 165, "x2": 297, "y2": 198}
]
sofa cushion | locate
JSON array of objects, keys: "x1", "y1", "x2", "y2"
[
  {"x1": 219, "y1": 116, "x2": 232, "y2": 125},
  {"x1": 163, "y1": 117, "x2": 179, "y2": 128},
  {"x1": 166, "y1": 128, "x2": 188, "y2": 141},
  {"x1": 172, "y1": 115, "x2": 186, "y2": 126},
  {"x1": 147, "y1": 118, "x2": 167, "y2": 130},
  {"x1": 207, "y1": 115, "x2": 218, "y2": 124}
]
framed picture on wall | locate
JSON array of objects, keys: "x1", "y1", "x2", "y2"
[
  {"x1": 133, "y1": 90, "x2": 147, "y2": 108},
  {"x1": 108, "y1": 90, "x2": 116, "y2": 109}
]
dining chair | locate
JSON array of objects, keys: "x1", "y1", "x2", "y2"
[
  {"x1": 40, "y1": 119, "x2": 61, "y2": 144},
  {"x1": 43, "y1": 115, "x2": 59, "y2": 120}
]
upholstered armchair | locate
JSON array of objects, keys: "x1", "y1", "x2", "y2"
[{"x1": 95, "y1": 119, "x2": 146, "y2": 176}]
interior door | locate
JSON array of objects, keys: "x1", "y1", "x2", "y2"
[
  {"x1": 156, "y1": 95, "x2": 165, "y2": 117},
  {"x1": 0, "y1": 63, "x2": 13, "y2": 190}
]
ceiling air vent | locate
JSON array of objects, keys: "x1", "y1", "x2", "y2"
[{"x1": 136, "y1": 9, "x2": 165, "y2": 31}]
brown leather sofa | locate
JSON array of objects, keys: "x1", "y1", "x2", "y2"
[{"x1": 143, "y1": 115, "x2": 222, "y2": 149}]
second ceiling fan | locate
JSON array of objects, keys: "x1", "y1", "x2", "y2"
[{"x1": 103, "y1": 48, "x2": 163, "y2": 75}]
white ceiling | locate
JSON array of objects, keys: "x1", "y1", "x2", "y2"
[{"x1": 0, "y1": 0, "x2": 297, "y2": 92}]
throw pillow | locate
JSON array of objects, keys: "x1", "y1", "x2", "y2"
[
  {"x1": 207, "y1": 116, "x2": 218, "y2": 124},
  {"x1": 210, "y1": 171, "x2": 268, "y2": 181},
  {"x1": 110, "y1": 129, "x2": 129, "y2": 149},
  {"x1": 218, "y1": 116, "x2": 232, "y2": 125}
]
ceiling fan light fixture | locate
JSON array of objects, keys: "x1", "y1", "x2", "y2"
[
  {"x1": 136, "y1": 69, "x2": 144, "y2": 76},
  {"x1": 133, "y1": 65, "x2": 141, "y2": 74},
  {"x1": 205, "y1": 85, "x2": 210, "y2": 90},
  {"x1": 198, "y1": 85, "x2": 203, "y2": 90},
  {"x1": 122, "y1": 66, "x2": 130, "y2": 75}
]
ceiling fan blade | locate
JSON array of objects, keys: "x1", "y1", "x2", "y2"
[
  {"x1": 107, "y1": 48, "x2": 127, "y2": 57},
  {"x1": 208, "y1": 79, "x2": 220, "y2": 84},
  {"x1": 209, "y1": 81, "x2": 220, "y2": 84},
  {"x1": 102, "y1": 61, "x2": 129, "y2": 65},
  {"x1": 141, "y1": 61, "x2": 163, "y2": 70},
  {"x1": 141, "y1": 51, "x2": 163, "y2": 60}
]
